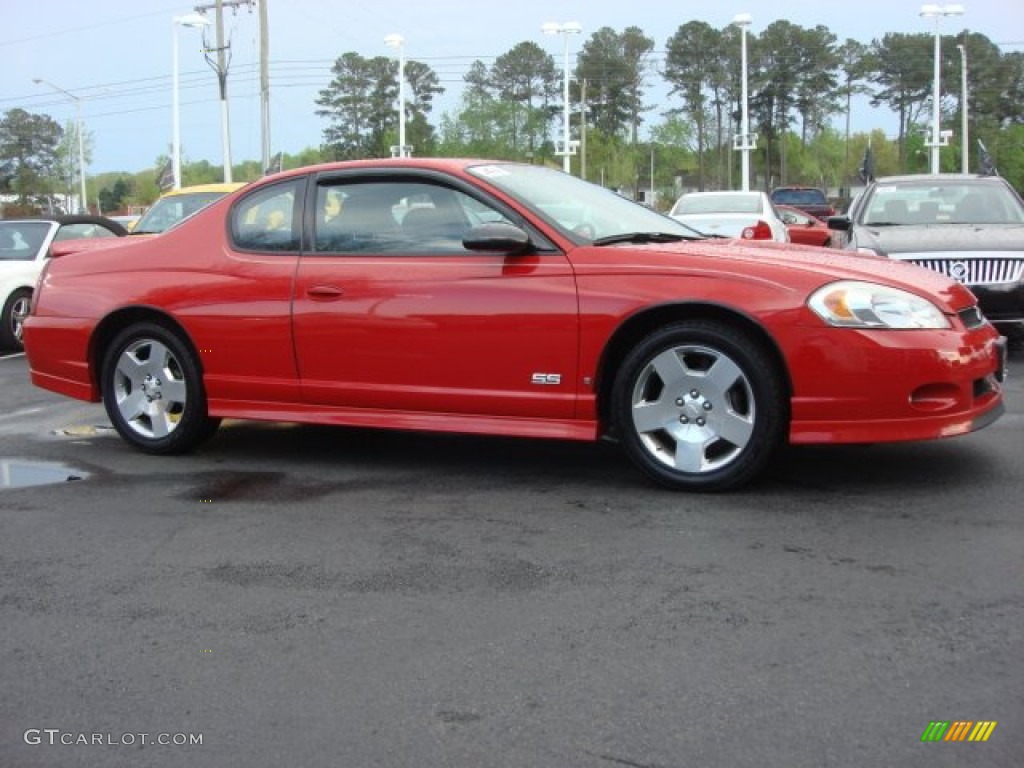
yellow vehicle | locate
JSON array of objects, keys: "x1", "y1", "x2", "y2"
[{"x1": 131, "y1": 182, "x2": 246, "y2": 235}]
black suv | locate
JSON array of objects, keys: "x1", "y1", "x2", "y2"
[
  {"x1": 826, "y1": 173, "x2": 1024, "y2": 334},
  {"x1": 769, "y1": 187, "x2": 835, "y2": 221}
]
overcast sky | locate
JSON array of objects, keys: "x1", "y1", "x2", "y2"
[{"x1": 2, "y1": 0, "x2": 1022, "y2": 175}]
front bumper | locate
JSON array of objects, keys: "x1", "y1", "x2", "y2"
[{"x1": 785, "y1": 324, "x2": 1005, "y2": 445}]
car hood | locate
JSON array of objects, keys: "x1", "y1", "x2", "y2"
[
  {"x1": 853, "y1": 223, "x2": 1024, "y2": 255},
  {"x1": 571, "y1": 238, "x2": 980, "y2": 312}
]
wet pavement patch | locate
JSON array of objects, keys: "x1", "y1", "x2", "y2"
[
  {"x1": 177, "y1": 470, "x2": 338, "y2": 503},
  {"x1": 0, "y1": 459, "x2": 87, "y2": 489}
]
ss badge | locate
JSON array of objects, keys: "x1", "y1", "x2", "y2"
[{"x1": 531, "y1": 373, "x2": 562, "y2": 385}]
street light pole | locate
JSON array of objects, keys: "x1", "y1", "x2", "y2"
[
  {"x1": 384, "y1": 34, "x2": 408, "y2": 157},
  {"x1": 543, "y1": 21, "x2": 582, "y2": 175},
  {"x1": 33, "y1": 78, "x2": 87, "y2": 214},
  {"x1": 650, "y1": 143, "x2": 655, "y2": 207},
  {"x1": 733, "y1": 13, "x2": 753, "y2": 192},
  {"x1": 958, "y1": 42, "x2": 968, "y2": 174},
  {"x1": 920, "y1": 4, "x2": 964, "y2": 174},
  {"x1": 173, "y1": 14, "x2": 210, "y2": 191}
]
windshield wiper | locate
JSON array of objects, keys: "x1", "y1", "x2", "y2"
[{"x1": 592, "y1": 231, "x2": 700, "y2": 246}]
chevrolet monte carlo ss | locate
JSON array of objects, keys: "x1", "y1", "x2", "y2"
[{"x1": 24, "y1": 159, "x2": 1007, "y2": 491}]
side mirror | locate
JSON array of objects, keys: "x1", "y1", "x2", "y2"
[
  {"x1": 463, "y1": 222, "x2": 533, "y2": 254},
  {"x1": 827, "y1": 216, "x2": 851, "y2": 232}
]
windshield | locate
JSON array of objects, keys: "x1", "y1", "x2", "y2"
[
  {"x1": 133, "y1": 191, "x2": 230, "y2": 234},
  {"x1": 861, "y1": 180, "x2": 1024, "y2": 226},
  {"x1": 0, "y1": 222, "x2": 52, "y2": 261},
  {"x1": 465, "y1": 163, "x2": 702, "y2": 243}
]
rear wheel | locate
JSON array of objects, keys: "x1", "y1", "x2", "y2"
[
  {"x1": 1, "y1": 289, "x2": 31, "y2": 352},
  {"x1": 101, "y1": 323, "x2": 220, "y2": 454},
  {"x1": 612, "y1": 320, "x2": 787, "y2": 491}
]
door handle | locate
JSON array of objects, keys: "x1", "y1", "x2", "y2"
[{"x1": 306, "y1": 285, "x2": 345, "y2": 300}]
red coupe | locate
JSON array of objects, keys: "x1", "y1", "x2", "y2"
[
  {"x1": 24, "y1": 159, "x2": 1007, "y2": 491},
  {"x1": 776, "y1": 204, "x2": 834, "y2": 247}
]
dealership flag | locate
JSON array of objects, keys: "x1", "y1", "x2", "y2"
[
  {"x1": 156, "y1": 158, "x2": 175, "y2": 192},
  {"x1": 977, "y1": 140, "x2": 998, "y2": 176},
  {"x1": 858, "y1": 143, "x2": 874, "y2": 183},
  {"x1": 264, "y1": 152, "x2": 283, "y2": 176}
]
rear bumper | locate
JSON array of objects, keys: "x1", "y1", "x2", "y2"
[{"x1": 23, "y1": 316, "x2": 100, "y2": 402}]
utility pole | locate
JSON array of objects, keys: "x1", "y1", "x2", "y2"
[
  {"x1": 580, "y1": 78, "x2": 587, "y2": 181},
  {"x1": 194, "y1": 0, "x2": 254, "y2": 183},
  {"x1": 259, "y1": 0, "x2": 270, "y2": 174}
]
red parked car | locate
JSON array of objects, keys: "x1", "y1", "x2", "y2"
[
  {"x1": 24, "y1": 159, "x2": 1007, "y2": 491},
  {"x1": 776, "y1": 204, "x2": 833, "y2": 247}
]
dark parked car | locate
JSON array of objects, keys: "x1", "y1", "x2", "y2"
[
  {"x1": 827, "y1": 174, "x2": 1024, "y2": 334},
  {"x1": 769, "y1": 186, "x2": 836, "y2": 221}
]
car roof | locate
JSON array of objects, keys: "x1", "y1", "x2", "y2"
[
  {"x1": 159, "y1": 182, "x2": 247, "y2": 197},
  {"x1": 258, "y1": 157, "x2": 513, "y2": 183},
  {"x1": 682, "y1": 190, "x2": 764, "y2": 196},
  {"x1": 872, "y1": 173, "x2": 1007, "y2": 184}
]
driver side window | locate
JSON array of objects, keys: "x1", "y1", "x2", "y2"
[{"x1": 314, "y1": 180, "x2": 512, "y2": 255}]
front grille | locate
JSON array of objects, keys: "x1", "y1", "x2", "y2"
[{"x1": 909, "y1": 257, "x2": 1024, "y2": 286}]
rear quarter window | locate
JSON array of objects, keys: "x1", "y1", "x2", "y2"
[{"x1": 772, "y1": 189, "x2": 827, "y2": 206}]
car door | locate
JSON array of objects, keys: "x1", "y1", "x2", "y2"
[{"x1": 291, "y1": 172, "x2": 579, "y2": 420}]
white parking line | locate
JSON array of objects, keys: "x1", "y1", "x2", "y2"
[{"x1": 0, "y1": 407, "x2": 44, "y2": 422}]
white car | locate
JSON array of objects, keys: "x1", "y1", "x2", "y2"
[
  {"x1": 669, "y1": 190, "x2": 790, "y2": 243},
  {"x1": 0, "y1": 215, "x2": 127, "y2": 351}
]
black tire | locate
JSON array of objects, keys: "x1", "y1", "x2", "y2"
[
  {"x1": 1, "y1": 289, "x2": 32, "y2": 352},
  {"x1": 612, "y1": 320, "x2": 787, "y2": 491},
  {"x1": 101, "y1": 322, "x2": 220, "y2": 454}
]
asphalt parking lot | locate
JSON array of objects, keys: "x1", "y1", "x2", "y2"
[{"x1": 1, "y1": 347, "x2": 1022, "y2": 767}]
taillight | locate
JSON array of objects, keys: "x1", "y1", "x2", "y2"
[{"x1": 741, "y1": 220, "x2": 773, "y2": 240}]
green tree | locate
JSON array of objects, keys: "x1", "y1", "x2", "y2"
[
  {"x1": 316, "y1": 52, "x2": 395, "y2": 159},
  {"x1": 0, "y1": 108, "x2": 64, "y2": 207},
  {"x1": 665, "y1": 21, "x2": 724, "y2": 190},
  {"x1": 867, "y1": 33, "x2": 934, "y2": 168},
  {"x1": 792, "y1": 26, "x2": 841, "y2": 146},
  {"x1": 317, "y1": 52, "x2": 444, "y2": 160},
  {"x1": 97, "y1": 176, "x2": 133, "y2": 213},
  {"x1": 489, "y1": 42, "x2": 559, "y2": 158},
  {"x1": 836, "y1": 39, "x2": 873, "y2": 181},
  {"x1": 576, "y1": 26, "x2": 655, "y2": 142},
  {"x1": 398, "y1": 60, "x2": 445, "y2": 155}
]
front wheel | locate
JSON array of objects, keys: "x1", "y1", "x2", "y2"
[
  {"x1": 101, "y1": 323, "x2": 220, "y2": 454},
  {"x1": 1, "y1": 289, "x2": 32, "y2": 352},
  {"x1": 612, "y1": 320, "x2": 787, "y2": 491}
]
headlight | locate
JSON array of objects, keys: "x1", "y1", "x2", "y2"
[{"x1": 808, "y1": 281, "x2": 951, "y2": 329}]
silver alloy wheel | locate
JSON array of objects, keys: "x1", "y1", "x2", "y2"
[
  {"x1": 10, "y1": 295, "x2": 30, "y2": 342},
  {"x1": 112, "y1": 338, "x2": 189, "y2": 439},
  {"x1": 630, "y1": 344, "x2": 756, "y2": 474}
]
